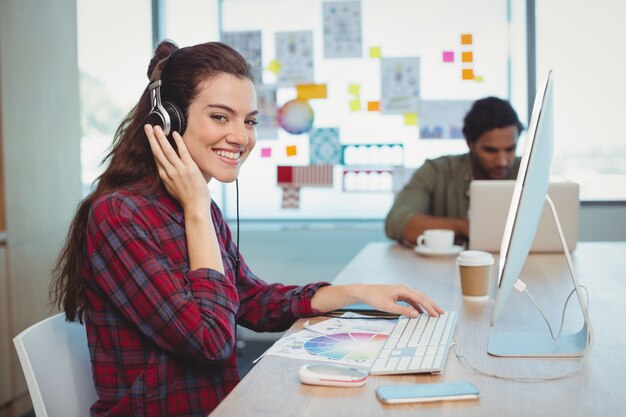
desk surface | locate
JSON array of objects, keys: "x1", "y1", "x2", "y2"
[{"x1": 211, "y1": 242, "x2": 626, "y2": 416}]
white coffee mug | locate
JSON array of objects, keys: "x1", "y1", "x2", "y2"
[{"x1": 416, "y1": 229, "x2": 455, "y2": 251}]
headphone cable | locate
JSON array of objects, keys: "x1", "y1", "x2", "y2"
[{"x1": 235, "y1": 178, "x2": 241, "y2": 281}]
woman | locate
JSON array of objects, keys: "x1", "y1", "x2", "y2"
[{"x1": 51, "y1": 40, "x2": 443, "y2": 417}]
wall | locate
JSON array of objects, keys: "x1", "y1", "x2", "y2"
[{"x1": 0, "y1": 0, "x2": 82, "y2": 407}]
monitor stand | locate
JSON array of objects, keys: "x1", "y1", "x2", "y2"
[{"x1": 488, "y1": 195, "x2": 591, "y2": 358}]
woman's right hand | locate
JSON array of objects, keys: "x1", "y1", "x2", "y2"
[{"x1": 145, "y1": 124, "x2": 210, "y2": 215}]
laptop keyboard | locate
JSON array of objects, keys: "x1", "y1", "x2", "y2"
[{"x1": 369, "y1": 311, "x2": 458, "y2": 375}]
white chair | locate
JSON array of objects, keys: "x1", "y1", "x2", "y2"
[{"x1": 13, "y1": 313, "x2": 99, "y2": 417}]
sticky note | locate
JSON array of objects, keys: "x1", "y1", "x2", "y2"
[
  {"x1": 267, "y1": 59, "x2": 282, "y2": 75},
  {"x1": 462, "y1": 51, "x2": 473, "y2": 63},
  {"x1": 404, "y1": 113, "x2": 418, "y2": 126},
  {"x1": 261, "y1": 147, "x2": 272, "y2": 157},
  {"x1": 296, "y1": 83, "x2": 328, "y2": 100},
  {"x1": 367, "y1": 101, "x2": 380, "y2": 111},
  {"x1": 474, "y1": 75, "x2": 484, "y2": 82},
  {"x1": 286, "y1": 145, "x2": 297, "y2": 157},
  {"x1": 461, "y1": 34, "x2": 473, "y2": 45},
  {"x1": 462, "y1": 68, "x2": 475, "y2": 80},
  {"x1": 348, "y1": 84, "x2": 360, "y2": 96},
  {"x1": 443, "y1": 51, "x2": 455, "y2": 63},
  {"x1": 349, "y1": 99, "x2": 361, "y2": 111},
  {"x1": 369, "y1": 46, "x2": 381, "y2": 58}
]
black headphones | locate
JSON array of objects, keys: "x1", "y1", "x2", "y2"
[{"x1": 147, "y1": 54, "x2": 186, "y2": 137}]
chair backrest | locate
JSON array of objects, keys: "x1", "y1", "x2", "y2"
[{"x1": 13, "y1": 313, "x2": 99, "y2": 417}]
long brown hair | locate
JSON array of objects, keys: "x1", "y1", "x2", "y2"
[{"x1": 51, "y1": 40, "x2": 254, "y2": 322}]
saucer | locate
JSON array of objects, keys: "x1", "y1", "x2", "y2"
[{"x1": 414, "y1": 244, "x2": 464, "y2": 257}]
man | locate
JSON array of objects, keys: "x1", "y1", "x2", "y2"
[{"x1": 385, "y1": 96, "x2": 524, "y2": 245}]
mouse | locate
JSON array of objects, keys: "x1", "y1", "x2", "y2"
[{"x1": 298, "y1": 362, "x2": 369, "y2": 387}]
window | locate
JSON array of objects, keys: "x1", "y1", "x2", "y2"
[
  {"x1": 77, "y1": 0, "x2": 152, "y2": 195},
  {"x1": 536, "y1": 0, "x2": 626, "y2": 201}
]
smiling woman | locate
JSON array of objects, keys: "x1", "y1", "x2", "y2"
[{"x1": 50, "y1": 40, "x2": 444, "y2": 417}]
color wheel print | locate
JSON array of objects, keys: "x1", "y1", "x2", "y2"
[{"x1": 303, "y1": 332, "x2": 387, "y2": 362}]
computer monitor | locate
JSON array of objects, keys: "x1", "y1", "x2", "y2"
[{"x1": 487, "y1": 71, "x2": 590, "y2": 357}]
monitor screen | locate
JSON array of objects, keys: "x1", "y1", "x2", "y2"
[{"x1": 490, "y1": 70, "x2": 554, "y2": 326}]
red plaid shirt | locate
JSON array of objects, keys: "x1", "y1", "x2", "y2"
[{"x1": 84, "y1": 182, "x2": 328, "y2": 416}]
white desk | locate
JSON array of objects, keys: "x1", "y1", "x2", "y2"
[{"x1": 211, "y1": 242, "x2": 626, "y2": 416}]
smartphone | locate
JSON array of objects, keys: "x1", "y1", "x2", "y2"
[{"x1": 376, "y1": 381, "x2": 480, "y2": 404}]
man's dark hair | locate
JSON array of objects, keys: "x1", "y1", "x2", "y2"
[{"x1": 462, "y1": 96, "x2": 524, "y2": 143}]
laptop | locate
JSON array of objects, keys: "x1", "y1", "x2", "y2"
[{"x1": 469, "y1": 180, "x2": 579, "y2": 252}]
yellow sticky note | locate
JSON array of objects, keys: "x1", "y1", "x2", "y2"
[
  {"x1": 349, "y1": 99, "x2": 361, "y2": 111},
  {"x1": 348, "y1": 84, "x2": 360, "y2": 96},
  {"x1": 367, "y1": 101, "x2": 380, "y2": 111},
  {"x1": 369, "y1": 46, "x2": 381, "y2": 58},
  {"x1": 404, "y1": 113, "x2": 418, "y2": 126},
  {"x1": 461, "y1": 33, "x2": 473, "y2": 45},
  {"x1": 461, "y1": 51, "x2": 473, "y2": 63},
  {"x1": 286, "y1": 145, "x2": 297, "y2": 157},
  {"x1": 462, "y1": 68, "x2": 475, "y2": 80},
  {"x1": 474, "y1": 75, "x2": 484, "y2": 82},
  {"x1": 296, "y1": 83, "x2": 328, "y2": 100},
  {"x1": 267, "y1": 59, "x2": 281, "y2": 75}
]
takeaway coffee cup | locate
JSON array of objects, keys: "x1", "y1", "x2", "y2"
[
  {"x1": 416, "y1": 229, "x2": 455, "y2": 251},
  {"x1": 457, "y1": 250, "x2": 494, "y2": 301}
]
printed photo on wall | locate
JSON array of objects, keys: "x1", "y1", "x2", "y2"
[
  {"x1": 380, "y1": 57, "x2": 421, "y2": 114},
  {"x1": 322, "y1": 1, "x2": 362, "y2": 59},
  {"x1": 275, "y1": 31, "x2": 315, "y2": 86},
  {"x1": 418, "y1": 100, "x2": 473, "y2": 139},
  {"x1": 255, "y1": 84, "x2": 279, "y2": 140},
  {"x1": 222, "y1": 30, "x2": 263, "y2": 83}
]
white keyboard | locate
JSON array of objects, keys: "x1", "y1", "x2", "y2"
[{"x1": 369, "y1": 311, "x2": 458, "y2": 375}]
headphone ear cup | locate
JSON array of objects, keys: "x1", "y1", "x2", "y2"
[
  {"x1": 163, "y1": 102, "x2": 186, "y2": 137},
  {"x1": 147, "y1": 109, "x2": 166, "y2": 131}
]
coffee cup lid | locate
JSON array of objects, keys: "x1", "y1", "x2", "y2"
[{"x1": 457, "y1": 250, "x2": 494, "y2": 266}]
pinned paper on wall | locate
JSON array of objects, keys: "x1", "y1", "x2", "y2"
[
  {"x1": 277, "y1": 99, "x2": 314, "y2": 134},
  {"x1": 461, "y1": 51, "x2": 473, "y2": 63},
  {"x1": 323, "y1": 1, "x2": 362, "y2": 58},
  {"x1": 222, "y1": 30, "x2": 263, "y2": 83},
  {"x1": 380, "y1": 57, "x2": 420, "y2": 114},
  {"x1": 267, "y1": 59, "x2": 282, "y2": 75},
  {"x1": 419, "y1": 100, "x2": 473, "y2": 139},
  {"x1": 286, "y1": 145, "x2": 298, "y2": 157},
  {"x1": 342, "y1": 169, "x2": 394, "y2": 193},
  {"x1": 277, "y1": 165, "x2": 334, "y2": 187},
  {"x1": 281, "y1": 186, "x2": 301, "y2": 209},
  {"x1": 296, "y1": 83, "x2": 328, "y2": 100},
  {"x1": 349, "y1": 99, "x2": 361, "y2": 111},
  {"x1": 261, "y1": 147, "x2": 272, "y2": 158},
  {"x1": 342, "y1": 144, "x2": 404, "y2": 166},
  {"x1": 367, "y1": 101, "x2": 380, "y2": 111},
  {"x1": 255, "y1": 84, "x2": 279, "y2": 139},
  {"x1": 442, "y1": 51, "x2": 455, "y2": 63},
  {"x1": 275, "y1": 31, "x2": 314, "y2": 86},
  {"x1": 310, "y1": 128, "x2": 341, "y2": 165},
  {"x1": 404, "y1": 113, "x2": 418, "y2": 126},
  {"x1": 461, "y1": 33, "x2": 473, "y2": 45},
  {"x1": 462, "y1": 68, "x2": 475, "y2": 80},
  {"x1": 369, "y1": 46, "x2": 381, "y2": 58}
]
